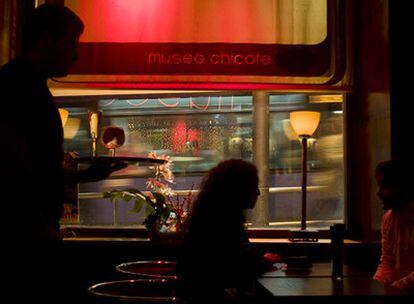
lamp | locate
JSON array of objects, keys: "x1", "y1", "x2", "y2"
[
  {"x1": 282, "y1": 119, "x2": 299, "y2": 141},
  {"x1": 289, "y1": 111, "x2": 320, "y2": 242},
  {"x1": 88, "y1": 110, "x2": 102, "y2": 157},
  {"x1": 58, "y1": 108, "x2": 69, "y2": 128}
]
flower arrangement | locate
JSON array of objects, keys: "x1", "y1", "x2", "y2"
[{"x1": 105, "y1": 152, "x2": 193, "y2": 233}]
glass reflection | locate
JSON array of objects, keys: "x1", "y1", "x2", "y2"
[{"x1": 60, "y1": 94, "x2": 344, "y2": 229}]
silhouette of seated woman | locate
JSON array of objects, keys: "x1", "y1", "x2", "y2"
[{"x1": 177, "y1": 159, "x2": 277, "y2": 303}]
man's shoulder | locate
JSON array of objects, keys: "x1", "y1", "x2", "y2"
[
  {"x1": 0, "y1": 59, "x2": 38, "y2": 112},
  {"x1": 0, "y1": 58, "x2": 47, "y2": 93},
  {"x1": 382, "y1": 210, "x2": 393, "y2": 221},
  {"x1": 380, "y1": 210, "x2": 393, "y2": 229},
  {"x1": 0, "y1": 60, "x2": 14, "y2": 79},
  {"x1": 0, "y1": 58, "x2": 21, "y2": 73},
  {"x1": 0, "y1": 58, "x2": 27, "y2": 85},
  {"x1": 383, "y1": 210, "x2": 393, "y2": 217}
]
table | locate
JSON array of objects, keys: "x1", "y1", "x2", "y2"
[
  {"x1": 257, "y1": 263, "x2": 412, "y2": 303},
  {"x1": 261, "y1": 262, "x2": 370, "y2": 278}
]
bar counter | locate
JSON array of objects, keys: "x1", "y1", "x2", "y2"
[
  {"x1": 62, "y1": 234, "x2": 379, "y2": 279},
  {"x1": 257, "y1": 263, "x2": 413, "y2": 304}
]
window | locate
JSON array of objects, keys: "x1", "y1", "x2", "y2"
[
  {"x1": 57, "y1": 0, "x2": 346, "y2": 85},
  {"x1": 59, "y1": 92, "x2": 344, "y2": 229}
]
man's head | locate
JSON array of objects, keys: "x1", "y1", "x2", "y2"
[
  {"x1": 376, "y1": 159, "x2": 414, "y2": 211},
  {"x1": 24, "y1": 4, "x2": 84, "y2": 77}
]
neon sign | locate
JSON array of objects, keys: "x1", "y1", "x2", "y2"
[
  {"x1": 100, "y1": 96, "x2": 236, "y2": 112},
  {"x1": 148, "y1": 52, "x2": 272, "y2": 66}
]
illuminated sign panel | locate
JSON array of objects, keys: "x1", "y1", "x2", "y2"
[
  {"x1": 59, "y1": 0, "x2": 344, "y2": 86},
  {"x1": 71, "y1": 43, "x2": 328, "y2": 76}
]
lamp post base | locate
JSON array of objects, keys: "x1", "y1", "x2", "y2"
[{"x1": 288, "y1": 229, "x2": 319, "y2": 242}]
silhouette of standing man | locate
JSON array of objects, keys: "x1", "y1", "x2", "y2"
[{"x1": 0, "y1": 4, "x2": 125, "y2": 302}]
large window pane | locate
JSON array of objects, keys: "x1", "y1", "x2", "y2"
[
  {"x1": 59, "y1": 93, "x2": 344, "y2": 229},
  {"x1": 267, "y1": 98, "x2": 344, "y2": 229}
]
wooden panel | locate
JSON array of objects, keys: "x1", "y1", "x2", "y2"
[{"x1": 346, "y1": 0, "x2": 390, "y2": 239}]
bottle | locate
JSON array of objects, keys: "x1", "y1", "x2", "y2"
[{"x1": 330, "y1": 223, "x2": 345, "y2": 280}]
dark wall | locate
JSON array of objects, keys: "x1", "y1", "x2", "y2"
[
  {"x1": 389, "y1": 2, "x2": 412, "y2": 158},
  {"x1": 346, "y1": 0, "x2": 390, "y2": 239},
  {"x1": 0, "y1": 0, "x2": 35, "y2": 65}
]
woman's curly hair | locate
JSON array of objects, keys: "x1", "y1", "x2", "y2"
[{"x1": 188, "y1": 159, "x2": 259, "y2": 232}]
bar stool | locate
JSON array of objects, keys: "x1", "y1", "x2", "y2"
[
  {"x1": 88, "y1": 278, "x2": 183, "y2": 303},
  {"x1": 116, "y1": 260, "x2": 178, "y2": 280}
]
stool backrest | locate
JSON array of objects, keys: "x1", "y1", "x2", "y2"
[
  {"x1": 116, "y1": 260, "x2": 178, "y2": 280},
  {"x1": 88, "y1": 279, "x2": 182, "y2": 303}
]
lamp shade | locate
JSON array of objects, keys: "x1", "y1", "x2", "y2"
[
  {"x1": 289, "y1": 111, "x2": 320, "y2": 137},
  {"x1": 58, "y1": 108, "x2": 69, "y2": 127},
  {"x1": 282, "y1": 119, "x2": 299, "y2": 141}
]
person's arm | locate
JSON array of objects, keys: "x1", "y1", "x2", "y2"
[
  {"x1": 391, "y1": 271, "x2": 414, "y2": 290},
  {"x1": 239, "y1": 231, "x2": 274, "y2": 276},
  {"x1": 63, "y1": 161, "x2": 127, "y2": 183},
  {"x1": 373, "y1": 211, "x2": 397, "y2": 285}
]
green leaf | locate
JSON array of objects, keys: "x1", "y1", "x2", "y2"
[
  {"x1": 106, "y1": 190, "x2": 120, "y2": 203},
  {"x1": 108, "y1": 195, "x2": 115, "y2": 203},
  {"x1": 160, "y1": 206, "x2": 171, "y2": 220},
  {"x1": 122, "y1": 188, "x2": 140, "y2": 195},
  {"x1": 145, "y1": 204, "x2": 156, "y2": 217},
  {"x1": 105, "y1": 189, "x2": 148, "y2": 204},
  {"x1": 144, "y1": 213, "x2": 160, "y2": 231},
  {"x1": 121, "y1": 192, "x2": 134, "y2": 202},
  {"x1": 131, "y1": 198, "x2": 145, "y2": 213},
  {"x1": 125, "y1": 189, "x2": 148, "y2": 201}
]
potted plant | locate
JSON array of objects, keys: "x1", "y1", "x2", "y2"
[{"x1": 105, "y1": 152, "x2": 193, "y2": 241}]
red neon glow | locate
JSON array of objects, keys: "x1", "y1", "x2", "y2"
[
  {"x1": 75, "y1": 82, "x2": 352, "y2": 92},
  {"x1": 171, "y1": 121, "x2": 187, "y2": 152},
  {"x1": 187, "y1": 129, "x2": 198, "y2": 143},
  {"x1": 98, "y1": 97, "x2": 237, "y2": 112},
  {"x1": 190, "y1": 97, "x2": 210, "y2": 111},
  {"x1": 126, "y1": 99, "x2": 149, "y2": 107},
  {"x1": 157, "y1": 98, "x2": 180, "y2": 108},
  {"x1": 187, "y1": 129, "x2": 200, "y2": 156},
  {"x1": 65, "y1": 0, "x2": 326, "y2": 44}
]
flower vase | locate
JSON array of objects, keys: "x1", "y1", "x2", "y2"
[{"x1": 148, "y1": 225, "x2": 186, "y2": 244}]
